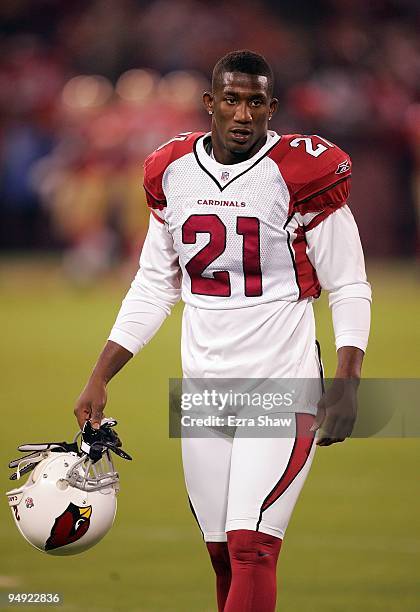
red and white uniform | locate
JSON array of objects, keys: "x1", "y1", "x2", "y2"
[{"x1": 109, "y1": 130, "x2": 371, "y2": 541}]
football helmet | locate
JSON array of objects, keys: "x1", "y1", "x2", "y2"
[{"x1": 6, "y1": 418, "x2": 131, "y2": 556}]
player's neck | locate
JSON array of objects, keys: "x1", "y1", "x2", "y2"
[{"x1": 209, "y1": 131, "x2": 268, "y2": 165}]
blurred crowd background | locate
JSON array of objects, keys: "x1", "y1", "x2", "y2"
[{"x1": 0, "y1": 0, "x2": 419, "y2": 280}]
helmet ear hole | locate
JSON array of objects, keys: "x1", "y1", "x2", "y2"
[{"x1": 56, "y1": 479, "x2": 69, "y2": 491}]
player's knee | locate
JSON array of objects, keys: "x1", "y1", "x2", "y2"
[
  {"x1": 206, "y1": 541, "x2": 231, "y2": 576},
  {"x1": 227, "y1": 529, "x2": 282, "y2": 566}
]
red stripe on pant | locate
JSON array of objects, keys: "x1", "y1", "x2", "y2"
[{"x1": 257, "y1": 413, "x2": 315, "y2": 528}]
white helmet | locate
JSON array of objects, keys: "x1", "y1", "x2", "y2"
[{"x1": 6, "y1": 419, "x2": 131, "y2": 556}]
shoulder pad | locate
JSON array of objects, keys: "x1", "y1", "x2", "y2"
[
  {"x1": 269, "y1": 134, "x2": 352, "y2": 214},
  {"x1": 144, "y1": 132, "x2": 204, "y2": 208}
]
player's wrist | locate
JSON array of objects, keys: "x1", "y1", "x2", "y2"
[
  {"x1": 88, "y1": 369, "x2": 109, "y2": 387},
  {"x1": 334, "y1": 367, "x2": 361, "y2": 380},
  {"x1": 335, "y1": 346, "x2": 363, "y2": 380},
  {"x1": 334, "y1": 365, "x2": 362, "y2": 382}
]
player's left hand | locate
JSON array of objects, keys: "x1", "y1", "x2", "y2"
[{"x1": 311, "y1": 378, "x2": 359, "y2": 446}]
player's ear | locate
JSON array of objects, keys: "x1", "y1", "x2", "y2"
[
  {"x1": 268, "y1": 97, "x2": 279, "y2": 122},
  {"x1": 203, "y1": 91, "x2": 214, "y2": 116}
]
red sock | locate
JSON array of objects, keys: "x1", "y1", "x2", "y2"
[
  {"x1": 224, "y1": 529, "x2": 282, "y2": 612},
  {"x1": 206, "y1": 541, "x2": 232, "y2": 611}
]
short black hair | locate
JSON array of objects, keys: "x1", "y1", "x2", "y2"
[{"x1": 212, "y1": 50, "x2": 274, "y2": 96}]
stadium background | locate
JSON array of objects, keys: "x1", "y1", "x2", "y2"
[{"x1": 0, "y1": 0, "x2": 419, "y2": 610}]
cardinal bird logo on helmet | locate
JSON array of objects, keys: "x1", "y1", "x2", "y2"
[{"x1": 45, "y1": 503, "x2": 92, "y2": 551}]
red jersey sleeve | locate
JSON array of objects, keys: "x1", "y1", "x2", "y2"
[
  {"x1": 143, "y1": 131, "x2": 204, "y2": 223},
  {"x1": 270, "y1": 134, "x2": 352, "y2": 230}
]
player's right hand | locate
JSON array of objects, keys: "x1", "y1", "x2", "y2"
[{"x1": 74, "y1": 377, "x2": 108, "y2": 431}]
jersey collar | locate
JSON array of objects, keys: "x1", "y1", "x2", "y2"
[{"x1": 193, "y1": 130, "x2": 281, "y2": 191}]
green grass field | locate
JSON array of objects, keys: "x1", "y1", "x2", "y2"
[{"x1": 0, "y1": 258, "x2": 419, "y2": 612}]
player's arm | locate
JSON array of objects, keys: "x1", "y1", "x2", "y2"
[
  {"x1": 74, "y1": 213, "x2": 182, "y2": 429},
  {"x1": 306, "y1": 204, "x2": 372, "y2": 445},
  {"x1": 74, "y1": 341, "x2": 133, "y2": 429}
]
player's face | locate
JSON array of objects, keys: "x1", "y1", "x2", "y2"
[{"x1": 203, "y1": 72, "x2": 278, "y2": 164}]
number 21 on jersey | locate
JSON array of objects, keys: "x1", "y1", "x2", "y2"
[
  {"x1": 182, "y1": 214, "x2": 262, "y2": 298},
  {"x1": 289, "y1": 135, "x2": 334, "y2": 158}
]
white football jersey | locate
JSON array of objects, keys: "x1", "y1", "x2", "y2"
[{"x1": 144, "y1": 130, "x2": 352, "y2": 310}]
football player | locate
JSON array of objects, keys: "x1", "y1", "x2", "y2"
[{"x1": 74, "y1": 50, "x2": 371, "y2": 611}]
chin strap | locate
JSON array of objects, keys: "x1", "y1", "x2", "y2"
[
  {"x1": 8, "y1": 418, "x2": 132, "y2": 481},
  {"x1": 81, "y1": 418, "x2": 132, "y2": 463}
]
